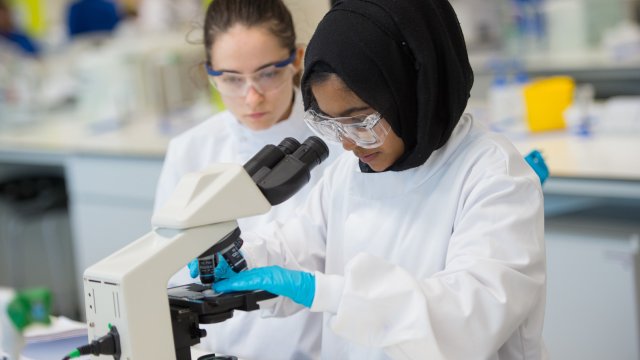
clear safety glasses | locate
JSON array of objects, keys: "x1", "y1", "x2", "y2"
[
  {"x1": 205, "y1": 52, "x2": 296, "y2": 97},
  {"x1": 303, "y1": 110, "x2": 390, "y2": 149}
]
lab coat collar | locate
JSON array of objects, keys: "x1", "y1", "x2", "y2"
[{"x1": 348, "y1": 114, "x2": 474, "y2": 199}]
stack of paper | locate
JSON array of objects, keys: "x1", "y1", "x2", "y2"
[
  {"x1": 24, "y1": 317, "x2": 87, "y2": 343},
  {"x1": 21, "y1": 317, "x2": 88, "y2": 360}
]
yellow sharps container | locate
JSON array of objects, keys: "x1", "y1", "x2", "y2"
[{"x1": 523, "y1": 76, "x2": 575, "y2": 132}]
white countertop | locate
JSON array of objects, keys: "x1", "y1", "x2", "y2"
[
  {"x1": 0, "y1": 111, "x2": 172, "y2": 160},
  {"x1": 510, "y1": 131, "x2": 640, "y2": 181}
]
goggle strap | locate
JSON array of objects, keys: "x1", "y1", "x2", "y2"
[
  {"x1": 207, "y1": 51, "x2": 295, "y2": 77},
  {"x1": 205, "y1": 64, "x2": 223, "y2": 77},
  {"x1": 274, "y1": 51, "x2": 296, "y2": 68}
]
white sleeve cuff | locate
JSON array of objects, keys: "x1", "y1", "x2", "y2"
[
  {"x1": 239, "y1": 234, "x2": 268, "y2": 269},
  {"x1": 310, "y1": 272, "x2": 345, "y2": 314}
]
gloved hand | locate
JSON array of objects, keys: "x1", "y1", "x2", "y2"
[
  {"x1": 214, "y1": 266, "x2": 316, "y2": 308},
  {"x1": 188, "y1": 255, "x2": 237, "y2": 280}
]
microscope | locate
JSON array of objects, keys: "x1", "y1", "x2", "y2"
[{"x1": 80, "y1": 137, "x2": 328, "y2": 359}]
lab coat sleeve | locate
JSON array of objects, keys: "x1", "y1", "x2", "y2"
[
  {"x1": 241, "y1": 174, "x2": 332, "y2": 315},
  {"x1": 311, "y1": 166, "x2": 545, "y2": 359}
]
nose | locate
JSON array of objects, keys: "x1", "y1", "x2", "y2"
[
  {"x1": 244, "y1": 84, "x2": 264, "y2": 108},
  {"x1": 340, "y1": 136, "x2": 357, "y2": 151}
]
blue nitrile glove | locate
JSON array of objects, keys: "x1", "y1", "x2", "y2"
[
  {"x1": 525, "y1": 150, "x2": 549, "y2": 184},
  {"x1": 188, "y1": 258, "x2": 200, "y2": 279},
  {"x1": 214, "y1": 266, "x2": 316, "y2": 308},
  {"x1": 188, "y1": 255, "x2": 237, "y2": 280}
]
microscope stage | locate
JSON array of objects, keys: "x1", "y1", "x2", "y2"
[{"x1": 168, "y1": 283, "x2": 276, "y2": 324}]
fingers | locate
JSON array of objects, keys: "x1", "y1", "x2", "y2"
[
  {"x1": 188, "y1": 259, "x2": 199, "y2": 278},
  {"x1": 212, "y1": 266, "x2": 315, "y2": 308},
  {"x1": 213, "y1": 268, "x2": 269, "y2": 293},
  {"x1": 214, "y1": 272, "x2": 255, "y2": 293}
]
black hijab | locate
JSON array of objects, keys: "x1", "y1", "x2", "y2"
[{"x1": 302, "y1": 0, "x2": 474, "y2": 172}]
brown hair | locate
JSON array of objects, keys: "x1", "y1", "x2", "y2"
[{"x1": 204, "y1": 0, "x2": 300, "y2": 86}]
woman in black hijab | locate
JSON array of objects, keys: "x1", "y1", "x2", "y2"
[
  {"x1": 214, "y1": 1, "x2": 547, "y2": 358},
  {"x1": 302, "y1": 0, "x2": 474, "y2": 172}
]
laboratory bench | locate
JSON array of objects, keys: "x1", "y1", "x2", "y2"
[
  {"x1": 1, "y1": 114, "x2": 640, "y2": 359},
  {"x1": 512, "y1": 132, "x2": 640, "y2": 199}
]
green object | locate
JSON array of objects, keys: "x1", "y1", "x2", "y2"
[
  {"x1": 210, "y1": 85, "x2": 226, "y2": 112},
  {"x1": 9, "y1": 0, "x2": 47, "y2": 38},
  {"x1": 68, "y1": 348, "x2": 81, "y2": 358},
  {"x1": 6, "y1": 288, "x2": 52, "y2": 331}
]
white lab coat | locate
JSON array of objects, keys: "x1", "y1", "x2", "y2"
[
  {"x1": 243, "y1": 114, "x2": 547, "y2": 360},
  {"x1": 155, "y1": 92, "x2": 339, "y2": 360}
]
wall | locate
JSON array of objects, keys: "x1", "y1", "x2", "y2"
[{"x1": 283, "y1": 0, "x2": 330, "y2": 45}]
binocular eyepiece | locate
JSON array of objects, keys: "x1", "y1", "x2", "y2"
[
  {"x1": 244, "y1": 136, "x2": 329, "y2": 179},
  {"x1": 243, "y1": 136, "x2": 329, "y2": 206}
]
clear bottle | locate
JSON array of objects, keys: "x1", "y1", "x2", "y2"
[
  {"x1": 488, "y1": 60, "x2": 531, "y2": 136},
  {"x1": 511, "y1": 63, "x2": 531, "y2": 134},
  {"x1": 488, "y1": 71, "x2": 514, "y2": 133}
]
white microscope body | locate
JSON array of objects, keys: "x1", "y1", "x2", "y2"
[{"x1": 82, "y1": 164, "x2": 271, "y2": 359}]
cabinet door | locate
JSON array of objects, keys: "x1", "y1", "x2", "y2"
[
  {"x1": 66, "y1": 155, "x2": 164, "y2": 317},
  {"x1": 544, "y1": 215, "x2": 640, "y2": 360}
]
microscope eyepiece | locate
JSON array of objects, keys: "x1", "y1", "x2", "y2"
[
  {"x1": 244, "y1": 136, "x2": 329, "y2": 205},
  {"x1": 291, "y1": 136, "x2": 329, "y2": 170},
  {"x1": 277, "y1": 137, "x2": 301, "y2": 154},
  {"x1": 243, "y1": 137, "x2": 301, "y2": 177}
]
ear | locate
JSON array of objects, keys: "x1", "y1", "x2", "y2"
[{"x1": 293, "y1": 46, "x2": 305, "y2": 72}]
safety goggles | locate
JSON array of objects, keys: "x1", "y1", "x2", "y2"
[
  {"x1": 303, "y1": 110, "x2": 390, "y2": 149},
  {"x1": 205, "y1": 52, "x2": 295, "y2": 97}
]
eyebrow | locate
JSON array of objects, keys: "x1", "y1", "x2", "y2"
[
  {"x1": 213, "y1": 52, "x2": 294, "y2": 74},
  {"x1": 214, "y1": 60, "x2": 281, "y2": 74},
  {"x1": 336, "y1": 106, "x2": 371, "y2": 117}
]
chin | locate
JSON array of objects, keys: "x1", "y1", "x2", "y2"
[
  {"x1": 367, "y1": 162, "x2": 390, "y2": 172},
  {"x1": 243, "y1": 120, "x2": 275, "y2": 131}
]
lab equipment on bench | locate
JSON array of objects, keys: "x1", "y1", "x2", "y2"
[
  {"x1": 0, "y1": 287, "x2": 51, "y2": 360},
  {"x1": 72, "y1": 136, "x2": 329, "y2": 359}
]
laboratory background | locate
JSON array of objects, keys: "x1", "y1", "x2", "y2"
[{"x1": 1, "y1": 0, "x2": 640, "y2": 358}]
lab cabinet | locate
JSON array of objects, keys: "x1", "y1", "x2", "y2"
[
  {"x1": 0, "y1": 161, "x2": 78, "y2": 318},
  {"x1": 543, "y1": 204, "x2": 640, "y2": 360},
  {"x1": 65, "y1": 154, "x2": 164, "y2": 317}
]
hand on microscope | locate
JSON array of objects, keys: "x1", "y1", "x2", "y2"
[
  {"x1": 188, "y1": 253, "x2": 316, "y2": 308},
  {"x1": 188, "y1": 255, "x2": 238, "y2": 280},
  {"x1": 213, "y1": 266, "x2": 316, "y2": 308}
]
